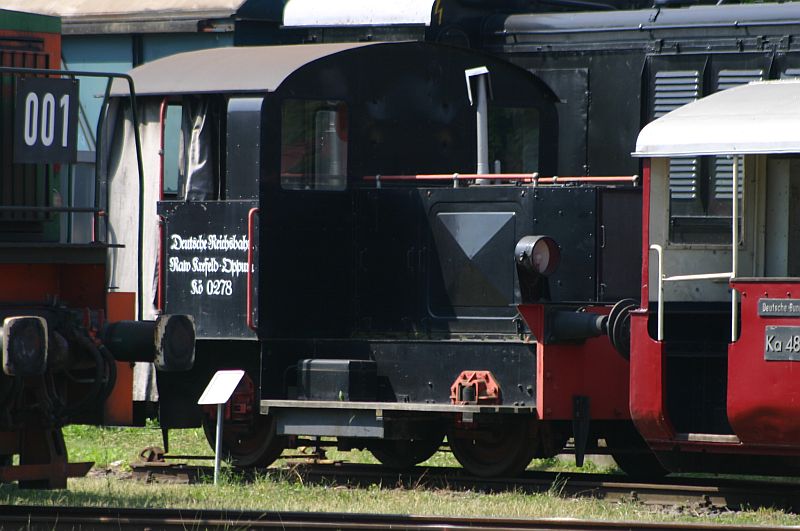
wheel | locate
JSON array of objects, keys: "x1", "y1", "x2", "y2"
[
  {"x1": 448, "y1": 418, "x2": 537, "y2": 478},
  {"x1": 605, "y1": 422, "x2": 667, "y2": 478},
  {"x1": 203, "y1": 413, "x2": 285, "y2": 468},
  {"x1": 367, "y1": 435, "x2": 444, "y2": 470}
]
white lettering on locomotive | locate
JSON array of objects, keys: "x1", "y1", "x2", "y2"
[{"x1": 168, "y1": 232, "x2": 252, "y2": 297}]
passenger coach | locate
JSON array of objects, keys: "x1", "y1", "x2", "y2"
[{"x1": 632, "y1": 79, "x2": 800, "y2": 474}]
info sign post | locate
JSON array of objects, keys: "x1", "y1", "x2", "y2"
[{"x1": 197, "y1": 369, "x2": 245, "y2": 485}]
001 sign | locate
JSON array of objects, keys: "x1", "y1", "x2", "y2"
[
  {"x1": 14, "y1": 77, "x2": 79, "y2": 164},
  {"x1": 23, "y1": 92, "x2": 71, "y2": 149}
]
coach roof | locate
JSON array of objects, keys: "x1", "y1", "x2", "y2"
[
  {"x1": 634, "y1": 79, "x2": 800, "y2": 158},
  {"x1": 110, "y1": 42, "x2": 376, "y2": 97}
]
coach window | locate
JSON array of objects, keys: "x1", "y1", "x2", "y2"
[
  {"x1": 488, "y1": 107, "x2": 539, "y2": 173},
  {"x1": 280, "y1": 99, "x2": 348, "y2": 191}
]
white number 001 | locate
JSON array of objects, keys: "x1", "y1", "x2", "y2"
[{"x1": 23, "y1": 92, "x2": 70, "y2": 148}]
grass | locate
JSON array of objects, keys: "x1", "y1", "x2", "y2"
[{"x1": 0, "y1": 425, "x2": 782, "y2": 526}]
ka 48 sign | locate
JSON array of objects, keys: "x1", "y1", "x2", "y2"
[{"x1": 14, "y1": 77, "x2": 79, "y2": 164}]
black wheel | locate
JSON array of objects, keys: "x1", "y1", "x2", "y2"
[
  {"x1": 448, "y1": 418, "x2": 536, "y2": 478},
  {"x1": 367, "y1": 435, "x2": 444, "y2": 470},
  {"x1": 203, "y1": 413, "x2": 285, "y2": 468},
  {"x1": 605, "y1": 422, "x2": 667, "y2": 478}
]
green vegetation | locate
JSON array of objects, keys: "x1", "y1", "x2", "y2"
[{"x1": 0, "y1": 425, "x2": 792, "y2": 527}]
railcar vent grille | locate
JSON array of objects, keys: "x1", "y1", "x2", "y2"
[
  {"x1": 0, "y1": 48, "x2": 51, "y2": 224},
  {"x1": 713, "y1": 70, "x2": 762, "y2": 201},
  {"x1": 668, "y1": 159, "x2": 699, "y2": 200},
  {"x1": 653, "y1": 70, "x2": 700, "y2": 118},
  {"x1": 655, "y1": 70, "x2": 700, "y2": 201},
  {"x1": 716, "y1": 69, "x2": 764, "y2": 91},
  {"x1": 713, "y1": 157, "x2": 744, "y2": 200}
]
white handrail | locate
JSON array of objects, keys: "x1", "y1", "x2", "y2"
[
  {"x1": 649, "y1": 245, "x2": 734, "y2": 342},
  {"x1": 648, "y1": 156, "x2": 741, "y2": 344},
  {"x1": 650, "y1": 244, "x2": 665, "y2": 341}
]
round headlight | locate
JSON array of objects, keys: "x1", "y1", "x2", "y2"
[{"x1": 515, "y1": 235, "x2": 561, "y2": 276}]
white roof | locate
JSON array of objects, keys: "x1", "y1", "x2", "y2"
[
  {"x1": 283, "y1": 0, "x2": 434, "y2": 27},
  {"x1": 0, "y1": 0, "x2": 243, "y2": 17},
  {"x1": 634, "y1": 79, "x2": 800, "y2": 158}
]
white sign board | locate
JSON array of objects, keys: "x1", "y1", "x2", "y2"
[{"x1": 198, "y1": 369, "x2": 245, "y2": 405}]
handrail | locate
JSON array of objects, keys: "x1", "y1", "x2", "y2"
[
  {"x1": 246, "y1": 208, "x2": 260, "y2": 333},
  {"x1": 156, "y1": 99, "x2": 168, "y2": 313},
  {"x1": 664, "y1": 272, "x2": 732, "y2": 282},
  {"x1": 364, "y1": 173, "x2": 638, "y2": 184},
  {"x1": 731, "y1": 155, "x2": 739, "y2": 342},
  {"x1": 648, "y1": 260, "x2": 736, "y2": 343},
  {"x1": 0, "y1": 65, "x2": 145, "y2": 319},
  {"x1": 650, "y1": 244, "x2": 665, "y2": 342},
  {"x1": 648, "y1": 157, "x2": 741, "y2": 344}
]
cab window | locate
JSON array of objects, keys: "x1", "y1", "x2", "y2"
[
  {"x1": 489, "y1": 107, "x2": 539, "y2": 173},
  {"x1": 280, "y1": 99, "x2": 348, "y2": 191}
]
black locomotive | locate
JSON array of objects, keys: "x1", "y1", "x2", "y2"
[{"x1": 105, "y1": 41, "x2": 644, "y2": 476}]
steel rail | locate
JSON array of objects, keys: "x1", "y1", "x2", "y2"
[{"x1": 0, "y1": 504, "x2": 793, "y2": 531}]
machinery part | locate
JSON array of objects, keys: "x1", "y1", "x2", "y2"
[
  {"x1": 102, "y1": 314, "x2": 195, "y2": 371},
  {"x1": 367, "y1": 434, "x2": 444, "y2": 470},
  {"x1": 448, "y1": 417, "x2": 536, "y2": 477},
  {"x1": 297, "y1": 359, "x2": 377, "y2": 402},
  {"x1": 450, "y1": 371, "x2": 501, "y2": 405},
  {"x1": 572, "y1": 395, "x2": 590, "y2": 468},
  {"x1": 547, "y1": 311, "x2": 607, "y2": 343},
  {"x1": 605, "y1": 422, "x2": 667, "y2": 478},
  {"x1": 202, "y1": 412, "x2": 285, "y2": 468},
  {"x1": 1, "y1": 316, "x2": 47, "y2": 377},
  {"x1": 533, "y1": 421, "x2": 570, "y2": 459},
  {"x1": 515, "y1": 235, "x2": 561, "y2": 276},
  {"x1": 607, "y1": 299, "x2": 638, "y2": 360},
  {"x1": 202, "y1": 373, "x2": 285, "y2": 467},
  {"x1": 8, "y1": 428, "x2": 93, "y2": 489},
  {"x1": 60, "y1": 333, "x2": 116, "y2": 419}
]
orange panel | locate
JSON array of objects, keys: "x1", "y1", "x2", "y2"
[
  {"x1": 0, "y1": 264, "x2": 106, "y2": 307},
  {"x1": 103, "y1": 292, "x2": 136, "y2": 426}
]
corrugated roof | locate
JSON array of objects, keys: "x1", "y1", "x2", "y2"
[
  {"x1": 111, "y1": 43, "x2": 376, "y2": 96},
  {"x1": 634, "y1": 80, "x2": 800, "y2": 157}
]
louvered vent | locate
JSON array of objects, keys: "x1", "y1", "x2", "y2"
[
  {"x1": 713, "y1": 70, "x2": 762, "y2": 201},
  {"x1": 716, "y1": 69, "x2": 763, "y2": 91},
  {"x1": 654, "y1": 70, "x2": 700, "y2": 200},
  {"x1": 0, "y1": 49, "x2": 51, "y2": 223},
  {"x1": 713, "y1": 156, "x2": 744, "y2": 200}
]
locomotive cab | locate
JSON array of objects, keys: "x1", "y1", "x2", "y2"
[{"x1": 633, "y1": 79, "x2": 800, "y2": 475}]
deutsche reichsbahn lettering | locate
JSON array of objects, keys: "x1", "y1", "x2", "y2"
[
  {"x1": 14, "y1": 77, "x2": 78, "y2": 164},
  {"x1": 764, "y1": 326, "x2": 800, "y2": 361},
  {"x1": 168, "y1": 231, "x2": 250, "y2": 298}
]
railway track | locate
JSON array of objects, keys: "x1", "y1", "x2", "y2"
[
  {"x1": 130, "y1": 460, "x2": 800, "y2": 512},
  {"x1": 0, "y1": 505, "x2": 795, "y2": 530}
]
